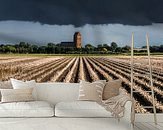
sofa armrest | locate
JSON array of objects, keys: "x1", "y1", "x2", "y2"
[
  {"x1": 122, "y1": 101, "x2": 132, "y2": 122},
  {"x1": 119, "y1": 88, "x2": 134, "y2": 124},
  {"x1": 118, "y1": 100, "x2": 134, "y2": 129}
]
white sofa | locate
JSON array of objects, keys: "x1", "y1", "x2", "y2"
[{"x1": 0, "y1": 82, "x2": 133, "y2": 130}]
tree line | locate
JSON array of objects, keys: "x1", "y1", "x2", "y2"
[{"x1": 0, "y1": 42, "x2": 163, "y2": 54}]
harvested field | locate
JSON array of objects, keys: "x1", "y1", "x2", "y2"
[{"x1": 0, "y1": 56, "x2": 163, "y2": 113}]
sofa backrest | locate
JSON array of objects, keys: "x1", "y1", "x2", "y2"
[{"x1": 36, "y1": 82, "x2": 79, "y2": 105}]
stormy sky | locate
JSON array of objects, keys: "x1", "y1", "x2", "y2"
[{"x1": 0, "y1": 0, "x2": 163, "y2": 46}]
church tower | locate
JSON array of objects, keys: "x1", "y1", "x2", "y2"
[{"x1": 74, "y1": 32, "x2": 82, "y2": 48}]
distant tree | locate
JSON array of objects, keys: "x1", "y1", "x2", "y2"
[
  {"x1": 0, "y1": 46, "x2": 2, "y2": 53},
  {"x1": 101, "y1": 48, "x2": 108, "y2": 54},
  {"x1": 65, "y1": 47, "x2": 75, "y2": 54},
  {"x1": 14, "y1": 44, "x2": 20, "y2": 53},
  {"x1": 61, "y1": 47, "x2": 66, "y2": 54},
  {"x1": 97, "y1": 44, "x2": 103, "y2": 48},
  {"x1": 115, "y1": 47, "x2": 122, "y2": 53},
  {"x1": 2, "y1": 45, "x2": 16, "y2": 53},
  {"x1": 97, "y1": 44, "x2": 103, "y2": 52},
  {"x1": 46, "y1": 43, "x2": 56, "y2": 54},
  {"x1": 85, "y1": 44, "x2": 95, "y2": 54},
  {"x1": 150, "y1": 46, "x2": 159, "y2": 53},
  {"x1": 103, "y1": 44, "x2": 109, "y2": 48},
  {"x1": 30, "y1": 45, "x2": 38, "y2": 53},
  {"x1": 97, "y1": 44, "x2": 110, "y2": 53},
  {"x1": 55, "y1": 46, "x2": 61, "y2": 54},
  {"x1": 18, "y1": 42, "x2": 28, "y2": 53},
  {"x1": 1, "y1": 41, "x2": 162, "y2": 54},
  {"x1": 105, "y1": 45, "x2": 111, "y2": 51},
  {"x1": 159, "y1": 45, "x2": 163, "y2": 52},
  {"x1": 4, "y1": 46, "x2": 10, "y2": 53},
  {"x1": 122, "y1": 45, "x2": 131, "y2": 53},
  {"x1": 103, "y1": 44, "x2": 111, "y2": 50},
  {"x1": 74, "y1": 47, "x2": 82, "y2": 54},
  {"x1": 19, "y1": 42, "x2": 26, "y2": 48},
  {"x1": 142, "y1": 46, "x2": 147, "y2": 48},
  {"x1": 10, "y1": 46, "x2": 16, "y2": 53},
  {"x1": 111, "y1": 42, "x2": 118, "y2": 52},
  {"x1": 38, "y1": 46, "x2": 46, "y2": 53},
  {"x1": 0, "y1": 44, "x2": 5, "y2": 53},
  {"x1": 85, "y1": 44, "x2": 94, "y2": 49}
]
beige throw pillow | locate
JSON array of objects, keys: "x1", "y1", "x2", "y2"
[
  {"x1": 0, "y1": 80, "x2": 13, "y2": 101},
  {"x1": 10, "y1": 78, "x2": 37, "y2": 100},
  {"x1": 0, "y1": 81, "x2": 13, "y2": 89},
  {"x1": 102, "y1": 79, "x2": 122, "y2": 100},
  {"x1": 78, "y1": 80, "x2": 106, "y2": 102},
  {"x1": 1, "y1": 88, "x2": 34, "y2": 103}
]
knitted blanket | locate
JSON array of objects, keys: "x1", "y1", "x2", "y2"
[{"x1": 98, "y1": 89, "x2": 135, "y2": 123}]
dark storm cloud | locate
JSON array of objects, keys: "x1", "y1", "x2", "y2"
[{"x1": 0, "y1": 0, "x2": 163, "y2": 26}]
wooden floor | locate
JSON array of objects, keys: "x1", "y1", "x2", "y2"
[{"x1": 134, "y1": 122, "x2": 163, "y2": 130}]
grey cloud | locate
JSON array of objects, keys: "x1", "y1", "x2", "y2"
[{"x1": 0, "y1": 0, "x2": 163, "y2": 26}]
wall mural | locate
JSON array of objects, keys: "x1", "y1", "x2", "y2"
[{"x1": 0, "y1": 0, "x2": 163, "y2": 113}]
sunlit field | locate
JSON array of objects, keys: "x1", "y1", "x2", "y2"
[{"x1": 0, "y1": 54, "x2": 163, "y2": 113}]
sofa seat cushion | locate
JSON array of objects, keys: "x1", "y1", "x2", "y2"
[
  {"x1": 55, "y1": 101, "x2": 112, "y2": 117},
  {"x1": 0, "y1": 101, "x2": 54, "y2": 117}
]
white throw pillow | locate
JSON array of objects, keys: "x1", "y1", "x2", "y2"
[{"x1": 10, "y1": 78, "x2": 37, "y2": 100}]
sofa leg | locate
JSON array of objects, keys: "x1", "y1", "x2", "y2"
[
  {"x1": 130, "y1": 122, "x2": 135, "y2": 130},
  {"x1": 118, "y1": 118, "x2": 120, "y2": 123}
]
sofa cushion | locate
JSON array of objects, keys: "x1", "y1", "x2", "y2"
[
  {"x1": 0, "y1": 80, "x2": 12, "y2": 89},
  {"x1": 55, "y1": 101, "x2": 112, "y2": 117},
  {"x1": 1, "y1": 88, "x2": 34, "y2": 103},
  {"x1": 0, "y1": 80, "x2": 13, "y2": 101},
  {"x1": 0, "y1": 101, "x2": 54, "y2": 117},
  {"x1": 11, "y1": 78, "x2": 37, "y2": 100},
  {"x1": 78, "y1": 80, "x2": 106, "y2": 102},
  {"x1": 103, "y1": 79, "x2": 122, "y2": 100}
]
